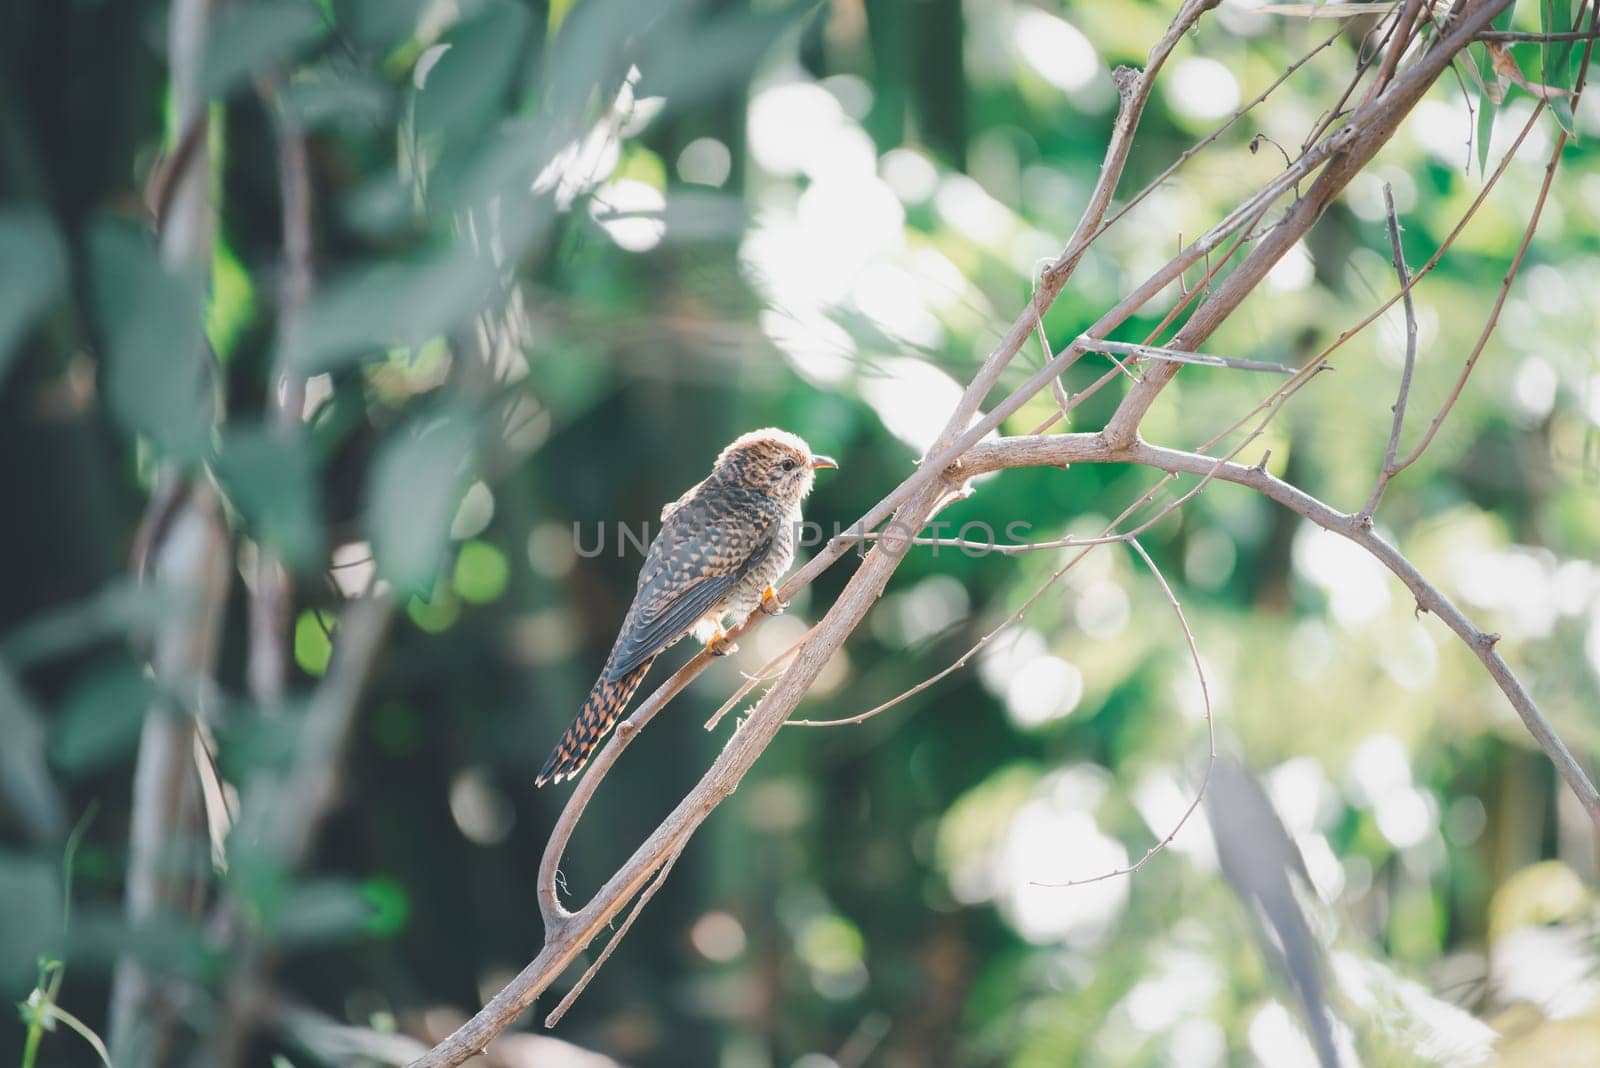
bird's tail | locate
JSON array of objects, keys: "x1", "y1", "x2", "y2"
[{"x1": 536, "y1": 654, "x2": 658, "y2": 787}]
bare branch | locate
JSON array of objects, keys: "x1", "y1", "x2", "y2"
[
  {"x1": 108, "y1": 2, "x2": 227, "y2": 1059},
  {"x1": 247, "y1": 83, "x2": 315, "y2": 707},
  {"x1": 704, "y1": 628, "x2": 813, "y2": 732},
  {"x1": 962, "y1": 434, "x2": 1600, "y2": 826},
  {"x1": 1386, "y1": 6, "x2": 1599, "y2": 473},
  {"x1": 1359, "y1": 0, "x2": 1425, "y2": 109},
  {"x1": 1101, "y1": 0, "x2": 1516, "y2": 450},
  {"x1": 1358, "y1": 181, "x2": 1419, "y2": 520},
  {"x1": 1094, "y1": 24, "x2": 1346, "y2": 243},
  {"x1": 544, "y1": 840, "x2": 688, "y2": 1026},
  {"x1": 1077, "y1": 338, "x2": 1297, "y2": 375},
  {"x1": 1389, "y1": 126, "x2": 1564, "y2": 475},
  {"x1": 812, "y1": 375, "x2": 1323, "y2": 731},
  {"x1": 1477, "y1": 28, "x2": 1600, "y2": 43}
]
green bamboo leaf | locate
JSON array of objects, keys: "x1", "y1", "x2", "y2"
[
  {"x1": 1475, "y1": 7, "x2": 1519, "y2": 176},
  {"x1": 50, "y1": 663, "x2": 160, "y2": 774},
  {"x1": 88, "y1": 221, "x2": 211, "y2": 459},
  {"x1": 1543, "y1": 0, "x2": 1577, "y2": 132},
  {"x1": 366, "y1": 410, "x2": 477, "y2": 596},
  {"x1": 0, "y1": 663, "x2": 67, "y2": 841},
  {"x1": 213, "y1": 428, "x2": 323, "y2": 569},
  {"x1": 201, "y1": 2, "x2": 328, "y2": 101},
  {"x1": 0, "y1": 209, "x2": 66, "y2": 386}
]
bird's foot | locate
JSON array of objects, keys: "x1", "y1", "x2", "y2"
[
  {"x1": 705, "y1": 627, "x2": 739, "y2": 657},
  {"x1": 758, "y1": 586, "x2": 787, "y2": 616}
]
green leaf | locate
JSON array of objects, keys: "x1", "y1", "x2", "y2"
[
  {"x1": 1549, "y1": 95, "x2": 1576, "y2": 135},
  {"x1": 1542, "y1": 0, "x2": 1578, "y2": 133},
  {"x1": 50, "y1": 663, "x2": 161, "y2": 774},
  {"x1": 1473, "y1": 5, "x2": 1518, "y2": 177},
  {"x1": 634, "y1": 5, "x2": 806, "y2": 111},
  {"x1": 410, "y1": 1, "x2": 532, "y2": 151},
  {"x1": 1475, "y1": 50, "x2": 1497, "y2": 177},
  {"x1": 200, "y1": 2, "x2": 328, "y2": 102},
  {"x1": 88, "y1": 221, "x2": 211, "y2": 459},
  {"x1": 0, "y1": 854, "x2": 61, "y2": 994},
  {"x1": 278, "y1": 67, "x2": 395, "y2": 130},
  {"x1": 0, "y1": 581, "x2": 173, "y2": 667},
  {"x1": 0, "y1": 209, "x2": 66, "y2": 386},
  {"x1": 333, "y1": 0, "x2": 429, "y2": 52},
  {"x1": 213, "y1": 428, "x2": 323, "y2": 568},
  {"x1": 270, "y1": 879, "x2": 377, "y2": 945},
  {"x1": 0, "y1": 664, "x2": 67, "y2": 841},
  {"x1": 366, "y1": 410, "x2": 477, "y2": 596},
  {"x1": 297, "y1": 252, "x2": 498, "y2": 371}
]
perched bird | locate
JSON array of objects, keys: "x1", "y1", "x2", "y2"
[{"x1": 537, "y1": 428, "x2": 838, "y2": 786}]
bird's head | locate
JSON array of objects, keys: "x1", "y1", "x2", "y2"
[{"x1": 713, "y1": 427, "x2": 838, "y2": 504}]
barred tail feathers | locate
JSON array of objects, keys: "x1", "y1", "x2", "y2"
[{"x1": 535, "y1": 655, "x2": 657, "y2": 786}]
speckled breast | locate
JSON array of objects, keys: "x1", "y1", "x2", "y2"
[{"x1": 713, "y1": 502, "x2": 799, "y2": 624}]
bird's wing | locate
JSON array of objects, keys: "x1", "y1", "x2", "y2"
[
  {"x1": 607, "y1": 502, "x2": 778, "y2": 679},
  {"x1": 659, "y1": 478, "x2": 704, "y2": 522}
]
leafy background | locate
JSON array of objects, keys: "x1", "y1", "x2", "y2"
[{"x1": 1, "y1": 0, "x2": 1598, "y2": 1064}]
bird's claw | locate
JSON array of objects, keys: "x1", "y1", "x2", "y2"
[
  {"x1": 759, "y1": 586, "x2": 787, "y2": 616},
  {"x1": 706, "y1": 629, "x2": 739, "y2": 657}
]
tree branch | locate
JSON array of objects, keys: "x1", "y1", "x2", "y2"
[
  {"x1": 1358, "y1": 181, "x2": 1419, "y2": 520},
  {"x1": 246, "y1": 83, "x2": 314, "y2": 707},
  {"x1": 1101, "y1": 0, "x2": 1516, "y2": 451},
  {"x1": 108, "y1": 1, "x2": 228, "y2": 1060},
  {"x1": 1388, "y1": 125, "x2": 1565, "y2": 476},
  {"x1": 960, "y1": 434, "x2": 1600, "y2": 825}
]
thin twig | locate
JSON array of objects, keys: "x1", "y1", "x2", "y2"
[
  {"x1": 1078, "y1": 338, "x2": 1297, "y2": 375},
  {"x1": 704, "y1": 627, "x2": 814, "y2": 732},
  {"x1": 1387, "y1": 2, "x2": 1596, "y2": 473},
  {"x1": 1389, "y1": 131, "x2": 1565, "y2": 475},
  {"x1": 794, "y1": 369, "x2": 1321, "y2": 731},
  {"x1": 544, "y1": 839, "x2": 689, "y2": 1026},
  {"x1": 1034, "y1": 537, "x2": 1215, "y2": 888},
  {"x1": 956, "y1": 434, "x2": 1600, "y2": 826},
  {"x1": 1360, "y1": 0, "x2": 1426, "y2": 109},
  {"x1": 1093, "y1": 24, "x2": 1345, "y2": 243},
  {"x1": 1102, "y1": 0, "x2": 1516, "y2": 451},
  {"x1": 209, "y1": 593, "x2": 393, "y2": 1068},
  {"x1": 1359, "y1": 181, "x2": 1419, "y2": 520},
  {"x1": 1477, "y1": 28, "x2": 1600, "y2": 43},
  {"x1": 247, "y1": 82, "x2": 315, "y2": 706},
  {"x1": 1301, "y1": 5, "x2": 1402, "y2": 152}
]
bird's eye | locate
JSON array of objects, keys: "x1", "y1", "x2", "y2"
[{"x1": 780, "y1": 458, "x2": 797, "y2": 472}]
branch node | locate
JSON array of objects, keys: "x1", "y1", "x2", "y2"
[
  {"x1": 1112, "y1": 65, "x2": 1141, "y2": 100},
  {"x1": 1251, "y1": 449, "x2": 1272, "y2": 473}
]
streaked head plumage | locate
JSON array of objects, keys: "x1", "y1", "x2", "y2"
[{"x1": 713, "y1": 427, "x2": 837, "y2": 501}]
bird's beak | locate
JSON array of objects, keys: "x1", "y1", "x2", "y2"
[{"x1": 810, "y1": 455, "x2": 839, "y2": 471}]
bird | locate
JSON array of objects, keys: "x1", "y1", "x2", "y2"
[{"x1": 536, "y1": 428, "x2": 838, "y2": 787}]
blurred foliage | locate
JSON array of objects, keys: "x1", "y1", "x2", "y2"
[{"x1": 2, "y1": 0, "x2": 1599, "y2": 1065}]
